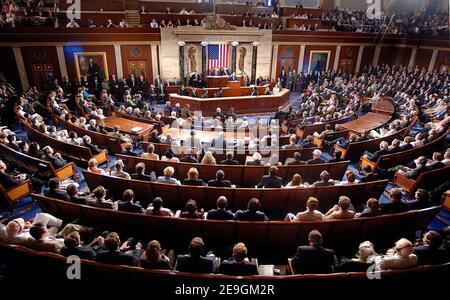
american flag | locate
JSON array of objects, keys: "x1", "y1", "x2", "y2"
[{"x1": 208, "y1": 44, "x2": 229, "y2": 70}]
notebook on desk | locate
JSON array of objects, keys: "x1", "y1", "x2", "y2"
[{"x1": 130, "y1": 126, "x2": 143, "y2": 133}]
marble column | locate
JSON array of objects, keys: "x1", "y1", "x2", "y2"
[
  {"x1": 201, "y1": 41, "x2": 208, "y2": 84},
  {"x1": 251, "y1": 42, "x2": 259, "y2": 85},
  {"x1": 231, "y1": 41, "x2": 239, "y2": 74},
  {"x1": 178, "y1": 41, "x2": 186, "y2": 83}
]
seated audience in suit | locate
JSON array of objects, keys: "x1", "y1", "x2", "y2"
[
  {"x1": 291, "y1": 229, "x2": 337, "y2": 274},
  {"x1": 66, "y1": 183, "x2": 89, "y2": 204},
  {"x1": 131, "y1": 162, "x2": 156, "y2": 181},
  {"x1": 0, "y1": 159, "x2": 25, "y2": 189},
  {"x1": 324, "y1": 196, "x2": 355, "y2": 220},
  {"x1": 117, "y1": 189, "x2": 144, "y2": 213},
  {"x1": 246, "y1": 152, "x2": 264, "y2": 166},
  {"x1": 427, "y1": 152, "x2": 445, "y2": 170},
  {"x1": 44, "y1": 178, "x2": 69, "y2": 200},
  {"x1": 139, "y1": 240, "x2": 172, "y2": 270},
  {"x1": 123, "y1": 143, "x2": 137, "y2": 156},
  {"x1": 182, "y1": 167, "x2": 205, "y2": 186},
  {"x1": 145, "y1": 197, "x2": 174, "y2": 217},
  {"x1": 381, "y1": 188, "x2": 409, "y2": 215},
  {"x1": 359, "y1": 165, "x2": 379, "y2": 183},
  {"x1": 161, "y1": 150, "x2": 180, "y2": 162},
  {"x1": 234, "y1": 198, "x2": 269, "y2": 221},
  {"x1": 41, "y1": 146, "x2": 67, "y2": 169},
  {"x1": 82, "y1": 135, "x2": 101, "y2": 154},
  {"x1": 87, "y1": 158, "x2": 106, "y2": 175},
  {"x1": 356, "y1": 198, "x2": 382, "y2": 218},
  {"x1": 376, "y1": 238, "x2": 418, "y2": 270},
  {"x1": 141, "y1": 143, "x2": 160, "y2": 160},
  {"x1": 290, "y1": 197, "x2": 323, "y2": 222},
  {"x1": 110, "y1": 160, "x2": 131, "y2": 179},
  {"x1": 219, "y1": 242, "x2": 258, "y2": 276},
  {"x1": 328, "y1": 150, "x2": 343, "y2": 163},
  {"x1": 364, "y1": 141, "x2": 389, "y2": 162},
  {"x1": 413, "y1": 230, "x2": 446, "y2": 265},
  {"x1": 207, "y1": 170, "x2": 232, "y2": 187},
  {"x1": 220, "y1": 152, "x2": 239, "y2": 165},
  {"x1": 405, "y1": 189, "x2": 432, "y2": 210},
  {"x1": 180, "y1": 199, "x2": 204, "y2": 219},
  {"x1": 157, "y1": 166, "x2": 181, "y2": 185},
  {"x1": 206, "y1": 196, "x2": 234, "y2": 220},
  {"x1": 337, "y1": 241, "x2": 378, "y2": 272},
  {"x1": 285, "y1": 151, "x2": 304, "y2": 165},
  {"x1": 180, "y1": 152, "x2": 198, "y2": 164},
  {"x1": 61, "y1": 231, "x2": 97, "y2": 260},
  {"x1": 256, "y1": 166, "x2": 283, "y2": 188},
  {"x1": 300, "y1": 135, "x2": 315, "y2": 148},
  {"x1": 313, "y1": 170, "x2": 335, "y2": 186},
  {"x1": 86, "y1": 186, "x2": 114, "y2": 209},
  {"x1": 306, "y1": 149, "x2": 325, "y2": 164},
  {"x1": 96, "y1": 232, "x2": 141, "y2": 266},
  {"x1": 283, "y1": 135, "x2": 300, "y2": 149},
  {"x1": 175, "y1": 237, "x2": 216, "y2": 273},
  {"x1": 27, "y1": 222, "x2": 65, "y2": 253}
]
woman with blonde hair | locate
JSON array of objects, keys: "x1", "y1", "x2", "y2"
[
  {"x1": 141, "y1": 143, "x2": 159, "y2": 160},
  {"x1": 140, "y1": 240, "x2": 172, "y2": 270},
  {"x1": 337, "y1": 241, "x2": 378, "y2": 272},
  {"x1": 87, "y1": 158, "x2": 106, "y2": 175},
  {"x1": 157, "y1": 166, "x2": 180, "y2": 185},
  {"x1": 181, "y1": 167, "x2": 205, "y2": 186},
  {"x1": 200, "y1": 151, "x2": 216, "y2": 165}
]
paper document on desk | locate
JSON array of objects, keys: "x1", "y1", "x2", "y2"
[{"x1": 130, "y1": 127, "x2": 143, "y2": 133}]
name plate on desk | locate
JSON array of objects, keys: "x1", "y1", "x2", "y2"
[{"x1": 130, "y1": 126, "x2": 143, "y2": 133}]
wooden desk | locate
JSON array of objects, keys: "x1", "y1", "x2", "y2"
[
  {"x1": 164, "y1": 128, "x2": 254, "y2": 145},
  {"x1": 169, "y1": 88, "x2": 290, "y2": 116},
  {"x1": 207, "y1": 75, "x2": 243, "y2": 88},
  {"x1": 102, "y1": 117, "x2": 154, "y2": 141},
  {"x1": 338, "y1": 113, "x2": 391, "y2": 134},
  {"x1": 371, "y1": 99, "x2": 395, "y2": 116}
]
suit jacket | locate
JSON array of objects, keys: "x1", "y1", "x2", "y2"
[
  {"x1": 207, "y1": 209, "x2": 234, "y2": 220},
  {"x1": 208, "y1": 179, "x2": 232, "y2": 187},
  {"x1": 131, "y1": 172, "x2": 155, "y2": 182},
  {"x1": 181, "y1": 179, "x2": 205, "y2": 186},
  {"x1": 118, "y1": 201, "x2": 144, "y2": 213},
  {"x1": 257, "y1": 175, "x2": 283, "y2": 188},
  {"x1": 219, "y1": 260, "x2": 258, "y2": 276},
  {"x1": 246, "y1": 160, "x2": 264, "y2": 166},
  {"x1": 359, "y1": 173, "x2": 379, "y2": 183},
  {"x1": 428, "y1": 161, "x2": 445, "y2": 171},
  {"x1": 69, "y1": 195, "x2": 88, "y2": 205},
  {"x1": 301, "y1": 142, "x2": 316, "y2": 148},
  {"x1": 61, "y1": 245, "x2": 97, "y2": 260},
  {"x1": 413, "y1": 245, "x2": 447, "y2": 265},
  {"x1": 306, "y1": 158, "x2": 326, "y2": 165},
  {"x1": 44, "y1": 188, "x2": 69, "y2": 201},
  {"x1": 219, "y1": 159, "x2": 239, "y2": 165},
  {"x1": 370, "y1": 148, "x2": 389, "y2": 162},
  {"x1": 96, "y1": 249, "x2": 141, "y2": 266},
  {"x1": 176, "y1": 255, "x2": 216, "y2": 273},
  {"x1": 405, "y1": 165, "x2": 428, "y2": 179},
  {"x1": 381, "y1": 201, "x2": 409, "y2": 215},
  {"x1": 84, "y1": 142, "x2": 101, "y2": 154},
  {"x1": 291, "y1": 245, "x2": 337, "y2": 274},
  {"x1": 180, "y1": 156, "x2": 198, "y2": 164},
  {"x1": 0, "y1": 171, "x2": 21, "y2": 189},
  {"x1": 234, "y1": 210, "x2": 268, "y2": 221}
]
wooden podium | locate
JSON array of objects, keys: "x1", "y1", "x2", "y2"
[
  {"x1": 227, "y1": 81, "x2": 241, "y2": 89},
  {"x1": 207, "y1": 75, "x2": 244, "y2": 88}
]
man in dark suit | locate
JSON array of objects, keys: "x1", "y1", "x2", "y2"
[
  {"x1": 211, "y1": 132, "x2": 227, "y2": 149},
  {"x1": 285, "y1": 152, "x2": 304, "y2": 165},
  {"x1": 66, "y1": 183, "x2": 89, "y2": 205},
  {"x1": 328, "y1": 150, "x2": 343, "y2": 163},
  {"x1": 149, "y1": 84, "x2": 160, "y2": 104},
  {"x1": 300, "y1": 135, "x2": 316, "y2": 148},
  {"x1": 61, "y1": 231, "x2": 97, "y2": 260},
  {"x1": 380, "y1": 188, "x2": 409, "y2": 215},
  {"x1": 82, "y1": 136, "x2": 102, "y2": 154},
  {"x1": 96, "y1": 232, "x2": 141, "y2": 266},
  {"x1": 364, "y1": 141, "x2": 389, "y2": 162},
  {"x1": 44, "y1": 178, "x2": 69, "y2": 201},
  {"x1": 250, "y1": 87, "x2": 258, "y2": 96},
  {"x1": 0, "y1": 159, "x2": 23, "y2": 189},
  {"x1": 427, "y1": 152, "x2": 445, "y2": 170},
  {"x1": 220, "y1": 152, "x2": 239, "y2": 165},
  {"x1": 206, "y1": 196, "x2": 234, "y2": 220},
  {"x1": 218, "y1": 242, "x2": 258, "y2": 276},
  {"x1": 306, "y1": 149, "x2": 325, "y2": 164},
  {"x1": 256, "y1": 166, "x2": 283, "y2": 188},
  {"x1": 87, "y1": 58, "x2": 101, "y2": 81},
  {"x1": 272, "y1": 106, "x2": 286, "y2": 121},
  {"x1": 234, "y1": 198, "x2": 269, "y2": 221},
  {"x1": 131, "y1": 163, "x2": 156, "y2": 182},
  {"x1": 291, "y1": 230, "x2": 337, "y2": 274},
  {"x1": 117, "y1": 189, "x2": 144, "y2": 214},
  {"x1": 210, "y1": 68, "x2": 219, "y2": 76},
  {"x1": 229, "y1": 72, "x2": 238, "y2": 81},
  {"x1": 175, "y1": 237, "x2": 216, "y2": 273},
  {"x1": 154, "y1": 75, "x2": 162, "y2": 88},
  {"x1": 208, "y1": 170, "x2": 232, "y2": 187},
  {"x1": 359, "y1": 165, "x2": 379, "y2": 183},
  {"x1": 127, "y1": 74, "x2": 138, "y2": 94},
  {"x1": 180, "y1": 152, "x2": 199, "y2": 164},
  {"x1": 413, "y1": 230, "x2": 446, "y2": 265},
  {"x1": 399, "y1": 156, "x2": 429, "y2": 180}
]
